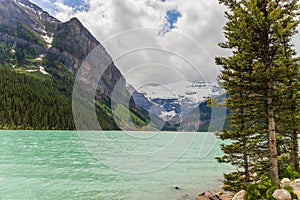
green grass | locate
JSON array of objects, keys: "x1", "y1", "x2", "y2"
[
  {"x1": 13, "y1": 66, "x2": 51, "y2": 82},
  {"x1": 113, "y1": 104, "x2": 147, "y2": 128},
  {"x1": 27, "y1": 58, "x2": 43, "y2": 63}
]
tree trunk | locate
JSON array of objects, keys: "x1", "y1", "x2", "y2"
[
  {"x1": 241, "y1": 104, "x2": 250, "y2": 184},
  {"x1": 243, "y1": 152, "x2": 250, "y2": 183},
  {"x1": 292, "y1": 124, "x2": 299, "y2": 172},
  {"x1": 267, "y1": 83, "x2": 279, "y2": 186}
]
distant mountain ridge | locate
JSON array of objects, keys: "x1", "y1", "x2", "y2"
[{"x1": 128, "y1": 81, "x2": 227, "y2": 131}]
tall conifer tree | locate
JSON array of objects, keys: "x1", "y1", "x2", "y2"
[{"x1": 216, "y1": 0, "x2": 299, "y2": 187}]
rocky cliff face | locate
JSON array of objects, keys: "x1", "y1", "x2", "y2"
[
  {"x1": 0, "y1": 0, "x2": 129, "y2": 101},
  {"x1": 0, "y1": 0, "x2": 59, "y2": 33},
  {"x1": 49, "y1": 17, "x2": 99, "y2": 75},
  {"x1": 0, "y1": 0, "x2": 57, "y2": 57}
]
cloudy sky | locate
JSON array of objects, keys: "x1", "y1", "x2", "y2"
[{"x1": 31, "y1": 0, "x2": 300, "y2": 93}]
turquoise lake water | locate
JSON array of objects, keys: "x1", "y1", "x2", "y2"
[{"x1": 0, "y1": 131, "x2": 231, "y2": 200}]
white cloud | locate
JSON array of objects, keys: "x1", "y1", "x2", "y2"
[
  {"x1": 294, "y1": 26, "x2": 300, "y2": 57},
  {"x1": 32, "y1": 0, "x2": 300, "y2": 96},
  {"x1": 52, "y1": 0, "x2": 74, "y2": 21},
  {"x1": 51, "y1": 1, "x2": 227, "y2": 86}
]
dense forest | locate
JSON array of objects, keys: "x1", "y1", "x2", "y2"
[
  {"x1": 0, "y1": 42, "x2": 148, "y2": 130},
  {"x1": 0, "y1": 67, "x2": 74, "y2": 129},
  {"x1": 0, "y1": 66, "x2": 133, "y2": 130}
]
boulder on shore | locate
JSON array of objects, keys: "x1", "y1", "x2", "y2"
[
  {"x1": 272, "y1": 189, "x2": 291, "y2": 200},
  {"x1": 219, "y1": 193, "x2": 233, "y2": 200},
  {"x1": 232, "y1": 190, "x2": 246, "y2": 200},
  {"x1": 281, "y1": 178, "x2": 291, "y2": 187},
  {"x1": 197, "y1": 196, "x2": 208, "y2": 200},
  {"x1": 198, "y1": 191, "x2": 219, "y2": 200},
  {"x1": 196, "y1": 190, "x2": 232, "y2": 200},
  {"x1": 294, "y1": 179, "x2": 300, "y2": 184}
]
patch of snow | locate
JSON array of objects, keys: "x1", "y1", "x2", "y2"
[
  {"x1": 39, "y1": 66, "x2": 49, "y2": 75},
  {"x1": 139, "y1": 80, "x2": 224, "y2": 104},
  {"x1": 26, "y1": 69, "x2": 38, "y2": 73},
  {"x1": 160, "y1": 110, "x2": 177, "y2": 121},
  {"x1": 41, "y1": 34, "x2": 53, "y2": 49},
  {"x1": 36, "y1": 11, "x2": 44, "y2": 21},
  {"x1": 17, "y1": 1, "x2": 32, "y2": 10},
  {"x1": 42, "y1": 35, "x2": 53, "y2": 44},
  {"x1": 38, "y1": 28, "x2": 47, "y2": 34},
  {"x1": 26, "y1": 66, "x2": 50, "y2": 76},
  {"x1": 34, "y1": 54, "x2": 45, "y2": 62}
]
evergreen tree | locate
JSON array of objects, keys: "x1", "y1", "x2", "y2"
[
  {"x1": 216, "y1": 0, "x2": 299, "y2": 188},
  {"x1": 276, "y1": 60, "x2": 300, "y2": 172}
]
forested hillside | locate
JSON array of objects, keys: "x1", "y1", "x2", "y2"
[
  {"x1": 0, "y1": 68, "x2": 74, "y2": 129},
  {"x1": 0, "y1": 0, "x2": 151, "y2": 131}
]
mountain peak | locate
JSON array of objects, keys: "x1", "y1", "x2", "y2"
[
  {"x1": 64, "y1": 17, "x2": 90, "y2": 34},
  {"x1": 57, "y1": 16, "x2": 99, "y2": 46},
  {"x1": 69, "y1": 17, "x2": 81, "y2": 24},
  {"x1": 15, "y1": 0, "x2": 30, "y2": 4}
]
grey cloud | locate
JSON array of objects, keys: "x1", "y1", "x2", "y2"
[{"x1": 32, "y1": 0, "x2": 300, "y2": 92}]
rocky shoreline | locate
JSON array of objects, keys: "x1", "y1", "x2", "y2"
[
  {"x1": 197, "y1": 190, "x2": 233, "y2": 200},
  {"x1": 177, "y1": 178, "x2": 300, "y2": 200},
  {"x1": 176, "y1": 188, "x2": 233, "y2": 200}
]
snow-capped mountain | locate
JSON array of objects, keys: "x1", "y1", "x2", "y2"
[
  {"x1": 127, "y1": 80, "x2": 225, "y2": 129},
  {"x1": 138, "y1": 80, "x2": 224, "y2": 102}
]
